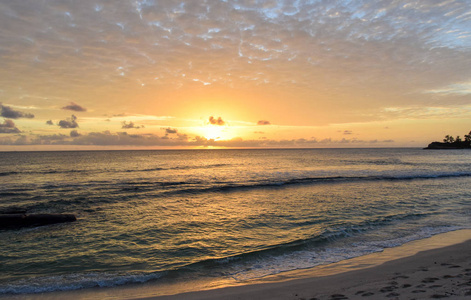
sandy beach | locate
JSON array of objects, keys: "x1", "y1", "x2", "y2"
[{"x1": 147, "y1": 230, "x2": 471, "y2": 300}]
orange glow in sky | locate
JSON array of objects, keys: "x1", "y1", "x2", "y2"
[{"x1": 0, "y1": 1, "x2": 470, "y2": 150}]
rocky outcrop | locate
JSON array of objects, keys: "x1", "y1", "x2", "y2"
[
  {"x1": 0, "y1": 213, "x2": 76, "y2": 229},
  {"x1": 424, "y1": 141, "x2": 471, "y2": 149}
]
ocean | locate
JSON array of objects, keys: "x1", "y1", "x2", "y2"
[{"x1": 0, "y1": 148, "x2": 470, "y2": 296}]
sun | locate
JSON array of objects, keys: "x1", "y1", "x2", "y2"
[{"x1": 201, "y1": 125, "x2": 228, "y2": 140}]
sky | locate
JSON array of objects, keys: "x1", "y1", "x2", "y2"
[{"x1": 0, "y1": 0, "x2": 470, "y2": 150}]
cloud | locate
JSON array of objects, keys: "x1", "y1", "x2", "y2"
[
  {"x1": 62, "y1": 102, "x2": 87, "y2": 112},
  {"x1": 164, "y1": 127, "x2": 178, "y2": 134},
  {"x1": 379, "y1": 105, "x2": 471, "y2": 120},
  {"x1": 70, "y1": 130, "x2": 81, "y2": 137},
  {"x1": 176, "y1": 133, "x2": 189, "y2": 140},
  {"x1": 257, "y1": 120, "x2": 271, "y2": 125},
  {"x1": 343, "y1": 130, "x2": 353, "y2": 135},
  {"x1": 121, "y1": 121, "x2": 142, "y2": 129},
  {"x1": 0, "y1": 104, "x2": 34, "y2": 119},
  {"x1": 33, "y1": 134, "x2": 68, "y2": 143},
  {"x1": 209, "y1": 116, "x2": 225, "y2": 126},
  {"x1": 58, "y1": 115, "x2": 79, "y2": 128},
  {"x1": 161, "y1": 127, "x2": 188, "y2": 140},
  {"x1": 70, "y1": 131, "x2": 181, "y2": 146},
  {"x1": 425, "y1": 82, "x2": 471, "y2": 95},
  {"x1": 0, "y1": 119, "x2": 21, "y2": 133},
  {"x1": 46, "y1": 120, "x2": 54, "y2": 125}
]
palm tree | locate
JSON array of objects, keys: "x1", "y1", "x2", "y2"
[
  {"x1": 443, "y1": 135, "x2": 455, "y2": 143},
  {"x1": 465, "y1": 131, "x2": 471, "y2": 143}
]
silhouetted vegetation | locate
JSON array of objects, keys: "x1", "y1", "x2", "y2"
[{"x1": 425, "y1": 131, "x2": 471, "y2": 149}]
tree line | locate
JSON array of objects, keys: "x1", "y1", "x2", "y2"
[{"x1": 442, "y1": 131, "x2": 471, "y2": 144}]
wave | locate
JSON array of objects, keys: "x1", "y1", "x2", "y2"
[
  {"x1": 0, "y1": 271, "x2": 166, "y2": 295},
  {"x1": 173, "y1": 223, "x2": 466, "y2": 283},
  {"x1": 160, "y1": 171, "x2": 471, "y2": 196},
  {"x1": 2, "y1": 171, "x2": 469, "y2": 208},
  {"x1": 0, "y1": 171, "x2": 19, "y2": 177},
  {"x1": 0, "y1": 191, "x2": 32, "y2": 197},
  {"x1": 225, "y1": 225, "x2": 466, "y2": 282},
  {"x1": 0, "y1": 163, "x2": 233, "y2": 178},
  {"x1": 181, "y1": 212, "x2": 430, "y2": 268},
  {"x1": 123, "y1": 163, "x2": 232, "y2": 173},
  {"x1": 19, "y1": 171, "x2": 469, "y2": 198},
  {"x1": 0, "y1": 169, "x2": 92, "y2": 177}
]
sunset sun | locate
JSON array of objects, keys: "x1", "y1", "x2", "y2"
[
  {"x1": 201, "y1": 125, "x2": 229, "y2": 141},
  {"x1": 195, "y1": 116, "x2": 232, "y2": 141}
]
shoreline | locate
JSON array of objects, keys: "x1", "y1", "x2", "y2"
[
  {"x1": 148, "y1": 229, "x2": 471, "y2": 300},
  {"x1": 3, "y1": 229, "x2": 471, "y2": 300}
]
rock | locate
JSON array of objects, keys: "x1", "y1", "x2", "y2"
[{"x1": 0, "y1": 213, "x2": 76, "y2": 229}]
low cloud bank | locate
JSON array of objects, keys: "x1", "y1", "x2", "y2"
[{"x1": 0, "y1": 130, "x2": 394, "y2": 148}]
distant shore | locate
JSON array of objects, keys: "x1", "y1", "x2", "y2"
[
  {"x1": 10, "y1": 229, "x2": 471, "y2": 300},
  {"x1": 424, "y1": 141, "x2": 471, "y2": 149}
]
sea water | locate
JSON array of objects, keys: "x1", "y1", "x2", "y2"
[{"x1": 0, "y1": 148, "x2": 470, "y2": 295}]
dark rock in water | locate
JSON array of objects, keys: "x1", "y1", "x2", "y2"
[{"x1": 0, "y1": 213, "x2": 76, "y2": 229}]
